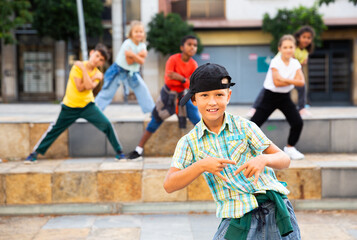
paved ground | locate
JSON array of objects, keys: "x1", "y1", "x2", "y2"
[
  {"x1": 0, "y1": 211, "x2": 356, "y2": 240},
  {"x1": 1, "y1": 103, "x2": 356, "y2": 123}
]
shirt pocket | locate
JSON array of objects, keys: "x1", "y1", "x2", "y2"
[{"x1": 227, "y1": 138, "x2": 249, "y2": 164}]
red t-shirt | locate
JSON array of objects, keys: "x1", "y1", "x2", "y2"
[{"x1": 164, "y1": 53, "x2": 198, "y2": 93}]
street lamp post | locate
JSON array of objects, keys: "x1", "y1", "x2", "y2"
[{"x1": 76, "y1": 0, "x2": 88, "y2": 60}]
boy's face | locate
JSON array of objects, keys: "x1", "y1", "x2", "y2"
[
  {"x1": 89, "y1": 50, "x2": 106, "y2": 68},
  {"x1": 180, "y1": 38, "x2": 198, "y2": 57},
  {"x1": 192, "y1": 88, "x2": 232, "y2": 125}
]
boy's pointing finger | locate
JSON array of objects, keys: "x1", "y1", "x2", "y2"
[
  {"x1": 220, "y1": 159, "x2": 236, "y2": 165},
  {"x1": 215, "y1": 172, "x2": 228, "y2": 182},
  {"x1": 234, "y1": 163, "x2": 247, "y2": 175}
]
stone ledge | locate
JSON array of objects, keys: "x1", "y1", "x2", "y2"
[
  {"x1": 0, "y1": 155, "x2": 356, "y2": 206},
  {"x1": 2, "y1": 117, "x2": 357, "y2": 160}
]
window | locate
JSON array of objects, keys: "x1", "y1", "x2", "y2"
[
  {"x1": 188, "y1": 0, "x2": 225, "y2": 19},
  {"x1": 102, "y1": 0, "x2": 112, "y2": 21},
  {"x1": 171, "y1": 0, "x2": 225, "y2": 19},
  {"x1": 126, "y1": 0, "x2": 141, "y2": 23}
]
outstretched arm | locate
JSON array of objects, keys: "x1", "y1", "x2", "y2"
[{"x1": 164, "y1": 157, "x2": 236, "y2": 193}]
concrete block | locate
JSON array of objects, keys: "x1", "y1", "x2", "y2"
[
  {"x1": 331, "y1": 120, "x2": 357, "y2": 153},
  {"x1": 296, "y1": 120, "x2": 330, "y2": 152},
  {"x1": 142, "y1": 169, "x2": 187, "y2": 202},
  {"x1": 144, "y1": 119, "x2": 194, "y2": 157},
  {"x1": 322, "y1": 169, "x2": 357, "y2": 198},
  {"x1": 275, "y1": 168, "x2": 321, "y2": 199},
  {"x1": 30, "y1": 123, "x2": 68, "y2": 159},
  {"x1": 97, "y1": 171, "x2": 142, "y2": 202},
  {"x1": 0, "y1": 123, "x2": 30, "y2": 159},
  {"x1": 106, "y1": 122, "x2": 144, "y2": 155},
  {"x1": 68, "y1": 122, "x2": 106, "y2": 157},
  {"x1": 188, "y1": 175, "x2": 213, "y2": 201},
  {"x1": 5, "y1": 173, "x2": 52, "y2": 204},
  {"x1": 260, "y1": 120, "x2": 290, "y2": 149},
  {"x1": 52, "y1": 172, "x2": 97, "y2": 203}
]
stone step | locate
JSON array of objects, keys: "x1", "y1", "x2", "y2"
[
  {"x1": 1, "y1": 116, "x2": 357, "y2": 160},
  {"x1": 2, "y1": 199, "x2": 357, "y2": 216},
  {"x1": 0, "y1": 154, "x2": 356, "y2": 216}
]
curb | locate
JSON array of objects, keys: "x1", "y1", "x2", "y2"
[{"x1": 1, "y1": 199, "x2": 356, "y2": 216}]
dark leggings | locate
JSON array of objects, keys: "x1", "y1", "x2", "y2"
[
  {"x1": 250, "y1": 89, "x2": 303, "y2": 146},
  {"x1": 253, "y1": 86, "x2": 306, "y2": 110}
]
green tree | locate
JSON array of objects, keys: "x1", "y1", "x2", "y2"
[
  {"x1": 0, "y1": 0, "x2": 32, "y2": 44},
  {"x1": 318, "y1": 0, "x2": 357, "y2": 6},
  {"x1": 32, "y1": 0, "x2": 103, "y2": 41},
  {"x1": 262, "y1": 5, "x2": 327, "y2": 53},
  {"x1": 147, "y1": 12, "x2": 203, "y2": 55}
]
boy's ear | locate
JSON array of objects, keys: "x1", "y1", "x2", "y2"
[
  {"x1": 180, "y1": 45, "x2": 184, "y2": 52},
  {"x1": 227, "y1": 89, "x2": 232, "y2": 104},
  {"x1": 191, "y1": 95, "x2": 197, "y2": 106}
]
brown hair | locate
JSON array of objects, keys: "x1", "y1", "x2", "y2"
[
  {"x1": 127, "y1": 20, "x2": 146, "y2": 42},
  {"x1": 278, "y1": 34, "x2": 296, "y2": 48},
  {"x1": 294, "y1": 25, "x2": 315, "y2": 54},
  {"x1": 94, "y1": 43, "x2": 109, "y2": 61}
]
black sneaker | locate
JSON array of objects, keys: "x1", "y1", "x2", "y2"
[
  {"x1": 127, "y1": 150, "x2": 143, "y2": 161},
  {"x1": 24, "y1": 152, "x2": 38, "y2": 164}
]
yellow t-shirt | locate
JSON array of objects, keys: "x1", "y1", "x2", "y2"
[
  {"x1": 62, "y1": 62, "x2": 100, "y2": 108},
  {"x1": 294, "y1": 48, "x2": 309, "y2": 64}
]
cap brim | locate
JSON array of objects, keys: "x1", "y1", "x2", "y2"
[{"x1": 179, "y1": 90, "x2": 194, "y2": 106}]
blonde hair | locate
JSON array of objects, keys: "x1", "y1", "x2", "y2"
[
  {"x1": 127, "y1": 20, "x2": 146, "y2": 42},
  {"x1": 278, "y1": 34, "x2": 296, "y2": 48}
]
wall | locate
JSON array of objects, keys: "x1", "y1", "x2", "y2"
[{"x1": 226, "y1": 0, "x2": 357, "y2": 21}]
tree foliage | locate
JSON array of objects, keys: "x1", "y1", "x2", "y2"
[
  {"x1": 32, "y1": 0, "x2": 103, "y2": 41},
  {"x1": 0, "y1": 0, "x2": 32, "y2": 44},
  {"x1": 318, "y1": 0, "x2": 357, "y2": 6},
  {"x1": 262, "y1": 5, "x2": 327, "y2": 53},
  {"x1": 147, "y1": 12, "x2": 203, "y2": 56}
]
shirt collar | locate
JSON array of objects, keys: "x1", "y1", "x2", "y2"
[{"x1": 198, "y1": 112, "x2": 234, "y2": 139}]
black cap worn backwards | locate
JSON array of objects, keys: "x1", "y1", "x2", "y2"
[{"x1": 179, "y1": 63, "x2": 235, "y2": 106}]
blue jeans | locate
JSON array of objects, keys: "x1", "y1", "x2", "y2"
[
  {"x1": 146, "y1": 99, "x2": 201, "y2": 133},
  {"x1": 213, "y1": 199, "x2": 301, "y2": 240},
  {"x1": 95, "y1": 63, "x2": 155, "y2": 113}
]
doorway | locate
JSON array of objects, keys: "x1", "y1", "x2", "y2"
[{"x1": 308, "y1": 40, "x2": 352, "y2": 105}]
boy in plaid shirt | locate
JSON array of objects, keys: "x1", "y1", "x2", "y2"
[{"x1": 164, "y1": 63, "x2": 301, "y2": 240}]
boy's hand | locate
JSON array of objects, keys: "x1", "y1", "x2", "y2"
[
  {"x1": 200, "y1": 157, "x2": 236, "y2": 182},
  {"x1": 74, "y1": 61, "x2": 84, "y2": 70},
  {"x1": 234, "y1": 155, "x2": 267, "y2": 185},
  {"x1": 93, "y1": 71, "x2": 103, "y2": 81}
]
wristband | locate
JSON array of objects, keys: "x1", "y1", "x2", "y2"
[{"x1": 182, "y1": 78, "x2": 186, "y2": 84}]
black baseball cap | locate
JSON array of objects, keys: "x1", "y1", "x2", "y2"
[{"x1": 179, "y1": 63, "x2": 235, "y2": 106}]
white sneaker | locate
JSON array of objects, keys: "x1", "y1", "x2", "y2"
[{"x1": 284, "y1": 146, "x2": 304, "y2": 160}]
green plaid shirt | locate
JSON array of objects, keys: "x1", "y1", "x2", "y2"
[{"x1": 172, "y1": 112, "x2": 290, "y2": 218}]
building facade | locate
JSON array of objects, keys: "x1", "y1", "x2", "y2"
[
  {"x1": 162, "y1": 0, "x2": 357, "y2": 105},
  {"x1": 1, "y1": 0, "x2": 356, "y2": 105}
]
